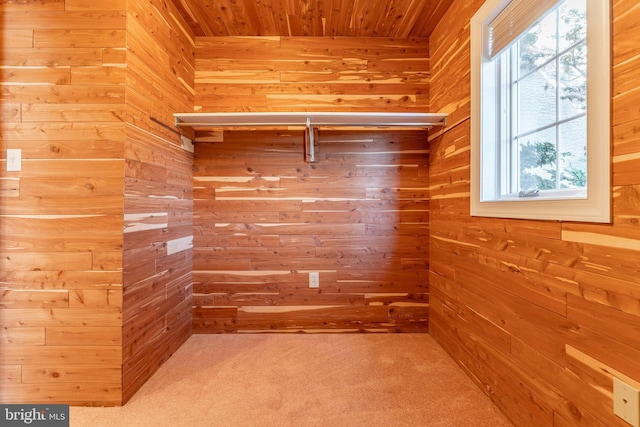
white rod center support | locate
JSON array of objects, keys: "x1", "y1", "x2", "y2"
[{"x1": 305, "y1": 117, "x2": 316, "y2": 163}]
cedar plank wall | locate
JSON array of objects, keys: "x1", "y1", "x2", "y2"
[
  {"x1": 193, "y1": 37, "x2": 431, "y2": 332},
  {"x1": 0, "y1": 0, "x2": 127, "y2": 405},
  {"x1": 122, "y1": 0, "x2": 194, "y2": 402},
  {"x1": 0, "y1": 0, "x2": 195, "y2": 406},
  {"x1": 195, "y1": 37, "x2": 428, "y2": 112},
  {"x1": 429, "y1": 1, "x2": 640, "y2": 426}
]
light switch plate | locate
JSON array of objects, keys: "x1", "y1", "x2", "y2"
[
  {"x1": 309, "y1": 272, "x2": 319, "y2": 288},
  {"x1": 7, "y1": 149, "x2": 21, "y2": 172},
  {"x1": 614, "y1": 377, "x2": 640, "y2": 427}
]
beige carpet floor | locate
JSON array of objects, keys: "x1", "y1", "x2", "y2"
[{"x1": 71, "y1": 334, "x2": 513, "y2": 426}]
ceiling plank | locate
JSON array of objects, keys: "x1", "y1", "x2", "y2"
[{"x1": 170, "y1": 0, "x2": 454, "y2": 38}]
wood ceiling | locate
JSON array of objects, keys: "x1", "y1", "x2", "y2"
[{"x1": 170, "y1": 0, "x2": 454, "y2": 38}]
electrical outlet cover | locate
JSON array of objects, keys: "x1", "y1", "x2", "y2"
[{"x1": 614, "y1": 377, "x2": 640, "y2": 427}]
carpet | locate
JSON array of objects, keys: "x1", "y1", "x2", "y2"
[{"x1": 70, "y1": 334, "x2": 513, "y2": 426}]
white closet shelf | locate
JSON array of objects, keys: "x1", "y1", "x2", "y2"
[
  {"x1": 174, "y1": 111, "x2": 448, "y2": 163},
  {"x1": 174, "y1": 112, "x2": 447, "y2": 129}
]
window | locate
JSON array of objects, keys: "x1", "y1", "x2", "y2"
[{"x1": 470, "y1": 0, "x2": 611, "y2": 222}]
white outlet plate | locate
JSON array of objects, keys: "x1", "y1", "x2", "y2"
[
  {"x1": 309, "y1": 272, "x2": 319, "y2": 288},
  {"x1": 7, "y1": 149, "x2": 21, "y2": 172},
  {"x1": 614, "y1": 377, "x2": 640, "y2": 427}
]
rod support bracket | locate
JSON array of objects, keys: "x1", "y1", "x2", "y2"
[{"x1": 305, "y1": 117, "x2": 317, "y2": 163}]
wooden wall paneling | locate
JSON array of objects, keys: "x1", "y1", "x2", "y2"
[
  {"x1": 511, "y1": 339, "x2": 631, "y2": 427},
  {"x1": 1, "y1": 0, "x2": 194, "y2": 406},
  {"x1": 193, "y1": 129, "x2": 429, "y2": 332},
  {"x1": 1, "y1": 67, "x2": 71, "y2": 85},
  {"x1": 0, "y1": 85, "x2": 126, "y2": 105},
  {"x1": 65, "y1": 0, "x2": 127, "y2": 10},
  {"x1": 1, "y1": 327, "x2": 46, "y2": 347},
  {"x1": 33, "y1": 29, "x2": 127, "y2": 48},
  {"x1": 21, "y1": 365, "x2": 122, "y2": 384},
  {"x1": 0, "y1": 0, "x2": 126, "y2": 406},
  {"x1": 564, "y1": 266, "x2": 640, "y2": 317},
  {"x1": 0, "y1": 384, "x2": 123, "y2": 407},
  {"x1": 2, "y1": 29, "x2": 34, "y2": 48},
  {"x1": 1, "y1": 270, "x2": 122, "y2": 291},
  {"x1": 565, "y1": 295, "x2": 640, "y2": 380},
  {"x1": 2, "y1": 10, "x2": 127, "y2": 31},
  {"x1": 121, "y1": 0, "x2": 195, "y2": 404},
  {"x1": 195, "y1": 36, "x2": 429, "y2": 112},
  {"x1": 0, "y1": 48, "x2": 104, "y2": 67},
  {"x1": 429, "y1": 311, "x2": 557, "y2": 427},
  {"x1": 429, "y1": 0, "x2": 640, "y2": 426},
  {"x1": 0, "y1": 365, "x2": 22, "y2": 385}
]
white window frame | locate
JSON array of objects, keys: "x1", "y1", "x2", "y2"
[{"x1": 470, "y1": 0, "x2": 611, "y2": 223}]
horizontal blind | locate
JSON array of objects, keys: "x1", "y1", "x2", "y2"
[{"x1": 489, "y1": 0, "x2": 564, "y2": 58}]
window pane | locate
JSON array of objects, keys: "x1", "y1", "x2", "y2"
[
  {"x1": 559, "y1": 45, "x2": 586, "y2": 120},
  {"x1": 517, "y1": 128, "x2": 557, "y2": 192},
  {"x1": 518, "y1": 11, "x2": 558, "y2": 75},
  {"x1": 559, "y1": 0, "x2": 587, "y2": 52},
  {"x1": 559, "y1": 116, "x2": 587, "y2": 189},
  {"x1": 517, "y1": 60, "x2": 557, "y2": 135}
]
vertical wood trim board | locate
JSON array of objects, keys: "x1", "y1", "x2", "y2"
[
  {"x1": 192, "y1": 130, "x2": 430, "y2": 332},
  {"x1": 429, "y1": 1, "x2": 640, "y2": 426}
]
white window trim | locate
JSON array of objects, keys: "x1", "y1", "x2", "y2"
[{"x1": 470, "y1": 0, "x2": 611, "y2": 223}]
